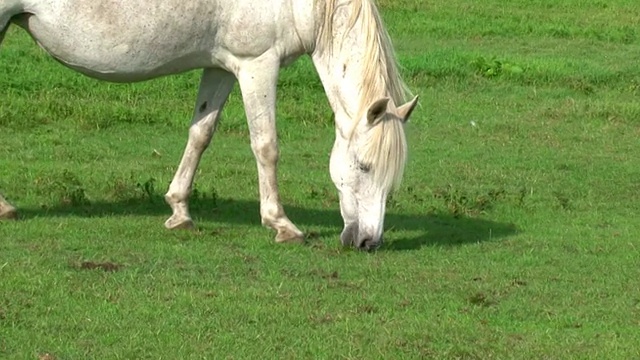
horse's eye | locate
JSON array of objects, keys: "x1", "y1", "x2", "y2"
[{"x1": 357, "y1": 162, "x2": 371, "y2": 173}]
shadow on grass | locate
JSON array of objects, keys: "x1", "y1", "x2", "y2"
[{"x1": 18, "y1": 197, "x2": 518, "y2": 250}]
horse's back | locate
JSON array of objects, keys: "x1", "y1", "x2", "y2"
[{"x1": 16, "y1": 0, "x2": 317, "y2": 81}]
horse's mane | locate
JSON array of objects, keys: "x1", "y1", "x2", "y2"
[{"x1": 318, "y1": 0, "x2": 412, "y2": 190}]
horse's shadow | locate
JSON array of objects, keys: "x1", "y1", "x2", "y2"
[{"x1": 19, "y1": 197, "x2": 518, "y2": 251}]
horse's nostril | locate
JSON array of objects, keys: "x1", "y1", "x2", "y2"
[{"x1": 358, "y1": 237, "x2": 380, "y2": 251}]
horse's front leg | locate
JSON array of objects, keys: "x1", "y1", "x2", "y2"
[
  {"x1": 164, "y1": 68, "x2": 236, "y2": 229},
  {"x1": 236, "y1": 54, "x2": 304, "y2": 243},
  {"x1": 0, "y1": 194, "x2": 17, "y2": 219}
]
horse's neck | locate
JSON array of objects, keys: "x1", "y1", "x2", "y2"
[{"x1": 311, "y1": 1, "x2": 384, "y2": 136}]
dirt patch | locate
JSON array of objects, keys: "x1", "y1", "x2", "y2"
[
  {"x1": 468, "y1": 292, "x2": 497, "y2": 307},
  {"x1": 357, "y1": 304, "x2": 378, "y2": 314},
  {"x1": 281, "y1": 268, "x2": 339, "y2": 280},
  {"x1": 38, "y1": 353, "x2": 56, "y2": 360},
  {"x1": 309, "y1": 313, "x2": 335, "y2": 325},
  {"x1": 75, "y1": 261, "x2": 123, "y2": 272},
  {"x1": 309, "y1": 269, "x2": 339, "y2": 280}
]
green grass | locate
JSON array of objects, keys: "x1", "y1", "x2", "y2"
[{"x1": 2, "y1": 0, "x2": 640, "y2": 358}]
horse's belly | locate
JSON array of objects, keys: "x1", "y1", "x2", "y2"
[
  {"x1": 18, "y1": 14, "x2": 217, "y2": 82},
  {"x1": 15, "y1": 0, "x2": 312, "y2": 82}
]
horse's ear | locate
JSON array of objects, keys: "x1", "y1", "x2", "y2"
[
  {"x1": 367, "y1": 97, "x2": 390, "y2": 125},
  {"x1": 397, "y1": 95, "x2": 419, "y2": 122}
]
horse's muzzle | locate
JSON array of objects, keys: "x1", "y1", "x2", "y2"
[
  {"x1": 340, "y1": 222, "x2": 358, "y2": 247},
  {"x1": 341, "y1": 223, "x2": 383, "y2": 251}
]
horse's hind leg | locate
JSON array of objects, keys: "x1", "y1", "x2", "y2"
[
  {"x1": 0, "y1": 194, "x2": 18, "y2": 219},
  {"x1": 164, "y1": 68, "x2": 236, "y2": 230}
]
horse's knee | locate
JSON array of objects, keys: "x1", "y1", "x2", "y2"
[
  {"x1": 251, "y1": 138, "x2": 279, "y2": 165},
  {"x1": 188, "y1": 123, "x2": 214, "y2": 151}
]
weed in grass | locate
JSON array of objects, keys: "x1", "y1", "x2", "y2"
[
  {"x1": 470, "y1": 56, "x2": 524, "y2": 78},
  {"x1": 29, "y1": 170, "x2": 90, "y2": 207},
  {"x1": 432, "y1": 185, "x2": 506, "y2": 217},
  {"x1": 136, "y1": 177, "x2": 156, "y2": 202},
  {"x1": 108, "y1": 174, "x2": 158, "y2": 203},
  {"x1": 552, "y1": 191, "x2": 573, "y2": 211}
]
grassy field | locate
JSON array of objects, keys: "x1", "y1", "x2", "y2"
[{"x1": 1, "y1": 0, "x2": 640, "y2": 358}]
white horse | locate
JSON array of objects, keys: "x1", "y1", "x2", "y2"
[{"x1": 0, "y1": 0, "x2": 418, "y2": 250}]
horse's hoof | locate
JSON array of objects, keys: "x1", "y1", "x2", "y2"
[
  {"x1": 164, "y1": 216, "x2": 195, "y2": 230},
  {"x1": 275, "y1": 228, "x2": 305, "y2": 244},
  {"x1": 0, "y1": 206, "x2": 18, "y2": 220}
]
